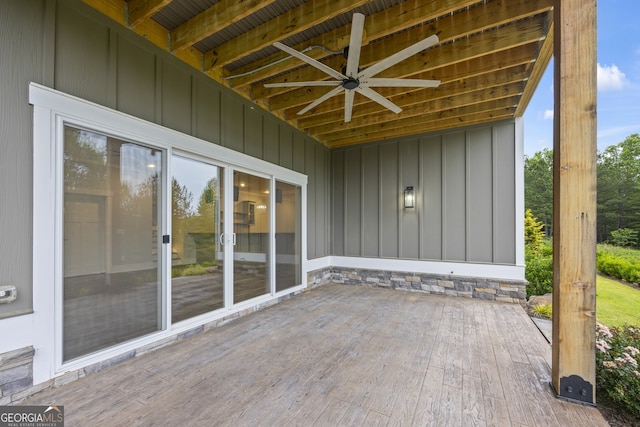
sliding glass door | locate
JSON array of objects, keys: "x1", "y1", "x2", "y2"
[
  {"x1": 171, "y1": 156, "x2": 225, "y2": 323},
  {"x1": 232, "y1": 171, "x2": 271, "y2": 304},
  {"x1": 63, "y1": 125, "x2": 163, "y2": 362}
]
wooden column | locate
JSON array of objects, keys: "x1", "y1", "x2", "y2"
[{"x1": 551, "y1": 0, "x2": 597, "y2": 404}]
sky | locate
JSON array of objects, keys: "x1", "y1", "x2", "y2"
[{"x1": 523, "y1": 0, "x2": 640, "y2": 156}]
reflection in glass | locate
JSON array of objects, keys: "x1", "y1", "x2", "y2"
[
  {"x1": 63, "y1": 125, "x2": 162, "y2": 361},
  {"x1": 171, "y1": 156, "x2": 224, "y2": 323},
  {"x1": 233, "y1": 171, "x2": 270, "y2": 303},
  {"x1": 275, "y1": 181, "x2": 302, "y2": 292}
]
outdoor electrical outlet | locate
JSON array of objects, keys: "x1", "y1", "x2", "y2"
[{"x1": 0, "y1": 285, "x2": 17, "y2": 303}]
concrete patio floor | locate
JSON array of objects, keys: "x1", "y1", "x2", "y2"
[{"x1": 21, "y1": 284, "x2": 608, "y2": 426}]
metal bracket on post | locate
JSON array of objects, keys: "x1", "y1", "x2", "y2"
[{"x1": 556, "y1": 375, "x2": 595, "y2": 406}]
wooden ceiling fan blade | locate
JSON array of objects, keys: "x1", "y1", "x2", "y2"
[
  {"x1": 345, "y1": 13, "x2": 365, "y2": 78},
  {"x1": 355, "y1": 87, "x2": 402, "y2": 114},
  {"x1": 359, "y1": 34, "x2": 439, "y2": 79},
  {"x1": 344, "y1": 90, "x2": 355, "y2": 122},
  {"x1": 298, "y1": 86, "x2": 344, "y2": 115},
  {"x1": 264, "y1": 81, "x2": 342, "y2": 88},
  {"x1": 365, "y1": 78, "x2": 441, "y2": 88},
  {"x1": 272, "y1": 42, "x2": 345, "y2": 81}
]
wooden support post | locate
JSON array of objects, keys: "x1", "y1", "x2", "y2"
[{"x1": 551, "y1": 0, "x2": 597, "y2": 405}]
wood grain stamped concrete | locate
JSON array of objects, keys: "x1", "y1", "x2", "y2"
[{"x1": 22, "y1": 284, "x2": 608, "y2": 426}]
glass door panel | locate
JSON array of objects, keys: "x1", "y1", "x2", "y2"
[
  {"x1": 233, "y1": 171, "x2": 270, "y2": 303},
  {"x1": 171, "y1": 156, "x2": 224, "y2": 323},
  {"x1": 63, "y1": 125, "x2": 163, "y2": 362},
  {"x1": 275, "y1": 181, "x2": 302, "y2": 292}
]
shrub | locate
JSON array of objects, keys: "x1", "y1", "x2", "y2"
[
  {"x1": 596, "y1": 245, "x2": 640, "y2": 284},
  {"x1": 596, "y1": 323, "x2": 640, "y2": 419},
  {"x1": 608, "y1": 228, "x2": 639, "y2": 248},
  {"x1": 525, "y1": 245, "x2": 553, "y2": 298},
  {"x1": 531, "y1": 303, "x2": 552, "y2": 319}
]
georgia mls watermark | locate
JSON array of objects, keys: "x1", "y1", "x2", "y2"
[{"x1": 0, "y1": 405, "x2": 64, "y2": 427}]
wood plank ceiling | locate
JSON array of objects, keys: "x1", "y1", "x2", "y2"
[{"x1": 83, "y1": 0, "x2": 554, "y2": 148}]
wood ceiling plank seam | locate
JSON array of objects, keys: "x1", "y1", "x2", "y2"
[
  {"x1": 202, "y1": 0, "x2": 371, "y2": 69},
  {"x1": 266, "y1": 16, "x2": 546, "y2": 112},
  {"x1": 228, "y1": 0, "x2": 482, "y2": 88},
  {"x1": 171, "y1": 0, "x2": 279, "y2": 53},
  {"x1": 315, "y1": 96, "x2": 520, "y2": 141},
  {"x1": 252, "y1": 0, "x2": 551, "y2": 100}
]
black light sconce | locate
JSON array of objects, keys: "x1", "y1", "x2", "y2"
[{"x1": 404, "y1": 186, "x2": 415, "y2": 209}]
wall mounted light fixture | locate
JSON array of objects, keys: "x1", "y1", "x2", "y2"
[{"x1": 404, "y1": 186, "x2": 415, "y2": 209}]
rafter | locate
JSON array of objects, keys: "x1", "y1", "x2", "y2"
[{"x1": 128, "y1": 0, "x2": 172, "y2": 27}]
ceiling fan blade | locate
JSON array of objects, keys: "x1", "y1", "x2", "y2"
[
  {"x1": 264, "y1": 81, "x2": 342, "y2": 88},
  {"x1": 345, "y1": 13, "x2": 365, "y2": 78},
  {"x1": 272, "y1": 42, "x2": 345, "y2": 81},
  {"x1": 359, "y1": 34, "x2": 439, "y2": 79},
  {"x1": 298, "y1": 86, "x2": 344, "y2": 115},
  {"x1": 344, "y1": 90, "x2": 355, "y2": 122},
  {"x1": 355, "y1": 86, "x2": 402, "y2": 114},
  {"x1": 365, "y1": 78, "x2": 441, "y2": 88}
]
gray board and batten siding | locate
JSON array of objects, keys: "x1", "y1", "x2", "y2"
[
  {"x1": 0, "y1": 0, "x2": 519, "y2": 320},
  {"x1": 331, "y1": 122, "x2": 517, "y2": 264},
  {"x1": 0, "y1": 0, "x2": 330, "y2": 319}
]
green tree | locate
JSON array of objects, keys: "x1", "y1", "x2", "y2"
[
  {"x1": 597, "y1": 133, "x2": 640, "y2": 244},
  {"x1": 524, "y1": 148, "x2": 553, "y2": 236}
]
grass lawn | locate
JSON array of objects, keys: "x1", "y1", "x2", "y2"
[{"x1": 596, "y1": 274, "x2": 640, "y2": 327}]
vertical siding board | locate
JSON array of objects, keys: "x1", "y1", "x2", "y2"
[
  {"x1": 315, "y1": 145, "x2": 328, "y2": 257},
  {"x1": 380, "y1": 142, "x2": 399, "y2": 258},
  {"x1": 0, "y1": 0, "x2": 45, "y2": 317},
  {"x1": 55, "y1": 5, "x2": 110, "y2": 105},
  {"x1": 362, "y1": 145, "x2": 380, "y2": 257},
  {"x1": 116, "y1": 35, "x2": 156, "y2": 122},
  {"x1": 194, "y1": 76, "x2": 222, "y2": 144},
  {"x1": 345, "y1": 149, "x2": 362, "y2": 256},
  {"x1": 221, "y1": 92, "x2": 244, "y2": 151},
  {"x1": 400, "y1": 140, "x2": 420, "y2": 259},
  {"x1": 244, "y1": 107, "x2": 264, "y2": 158},
  {"x1": 332, "y1": 150, "x2": 345, "y2": 256},
  {"x1": 161, "y1": 60, "x2": 192, "y2": 135},
  {"x1": 292, "y1": 134, "x2": 306, "y2": 173},
  {"x1": 421, "y1": 136, "x2": 443, "y2": 260},
  {"x1": 279, "y1": 127, "x2": 293, "y2": 169},
  {"x1": 306, "y1": 140, "x2": 317, "y2": 259},
  {"x1": 494, "y1": 123, "x2": 516, "y2": 263},
  {"x1": 468, "y1": 127, "x2": 494, "y2": 262},
  {"x1": 263, "y1": 117, "x2": 280, "y2": 164},
  {"x1": 443, "y1": 132, "x2": 467, "y2": 261}
]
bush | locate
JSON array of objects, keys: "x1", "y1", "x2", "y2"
[
  {"x1": 525, "y1": 245, "x2": 553, "y2": 298},
  {"x1": 597, "y1": 245, "x2": 640, "y2": 284},
  {"x1": 596, "y1": 323, "x2": 640, "y2": 419},
  {"x1": 608, "y1": 228, "x2": 639, "y2": 248}
]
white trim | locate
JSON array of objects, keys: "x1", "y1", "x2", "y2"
[
  {"x1": 305, "y1": 256, "x2": 332, "y2": 273},
  {"x1": 28, "y1": 82, "x2": 308, "y2": 384},
  {"x1": 330, "y1": 256, "x2": 525, "y2": 281},
  {"x1": 0, "y1": 313, "x2": 34, "y2": 353},
  {"x1": 514, "y1": 117, "x2": 526, "y2": 266}
]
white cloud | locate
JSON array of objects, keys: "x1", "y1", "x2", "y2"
[
  {"x1": 597, "y1": 63, "x2": 629, "y2": 91},
  {"x1": 543, "y1": 109, "x2": 554, "y2": 120}
]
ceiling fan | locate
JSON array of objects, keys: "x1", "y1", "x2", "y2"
[{"x1": 264, "y1": 13, "x2": 441, "y2": 123}]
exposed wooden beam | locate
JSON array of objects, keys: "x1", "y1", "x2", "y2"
[
  {"x1": 293, "y1": 46, "x2": 536, "y2": 125},
  {"x1": 128, "y1": 0, "x2": 171, "y2": 27},
  {"x1": 515, "y1": 17, "x2": 554, "y2": 116},
  {"x1": 298, "y1": 66, "x2": 528, "y2": 131},
  {"x1": 203, "y1": 0, "x2": 370, "y2": 70},
  {"x1": 327, "y1": 108, "x2": 515, "y2": 147},
  {"x1": 254, "y1": 0, "x2": 551, "y2": 100},
  {"x1": 551, "y1": 0, "x2": 597, "y2": 405},
  {"x1": 266, "y1": 16, "x2": 546, "y2": 112},
  {"x1": 227, "y1": 0, "x2": 482, "y2": 88},
  {"x1": 171, "y1": 0, "x2": 278, "y2": 53},
  {"x1": 319, "y1": 96, "x2": 519, "y2": 142}
]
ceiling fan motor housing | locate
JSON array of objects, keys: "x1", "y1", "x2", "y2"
[{"x1": 342, "y1": 77, "x2": 359, "y2": 90}]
